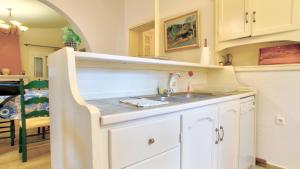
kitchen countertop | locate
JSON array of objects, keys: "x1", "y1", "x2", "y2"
[{"x1": 86, "y1": 91, "x2": 256, "y2": 125}]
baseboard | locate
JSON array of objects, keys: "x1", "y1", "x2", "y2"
[
  {"x1": 256, "y1": 157, "x2": 267, "y2": 167},
  {"x1": 267, "y1": 162, "x2": 288, "y2": 169},
  {"x1": 256, "y1": 158, "x2": 285, "y2": 169}
]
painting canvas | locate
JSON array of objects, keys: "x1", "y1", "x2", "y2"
[
  {"x1": 259, "y1": 44, "x2": 300, "y2": 65},
  {"x1": 164, "y1": 11, "x2": 199, "y2": 52}
]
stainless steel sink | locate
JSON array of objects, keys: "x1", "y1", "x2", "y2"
[
  {"x1": 173, "y1": 92, "x2": 214, "y2": 98},
  {"x1": 142, "y1": 92, "x2": 219, "y2": 103},
  {"x1": 142, "y1": 95, "x2": 180, "y2": 102}
]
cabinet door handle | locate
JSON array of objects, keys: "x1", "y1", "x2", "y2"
[
  {"x1": 220, "y1": 126, "x2": 224, "y2": 142},
  {"x1": 148, "y1": 138, "x2": 155, "y2": 145},
  {"x1": 215, "y1": 128, "x2": 220, "y2": 144},
  {"x1": 245, "y1": 12, "x2": 249, "y2": 23},
  {"x1": 253, "y1": 11, "x2": 256, "y2": 23}
]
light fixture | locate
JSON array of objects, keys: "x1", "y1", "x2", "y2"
[
  {"x1": 10, "y1": 20, "x2": 22, "y2": 26},
  {"x1": 0, "y1": 8, "x2": 29, "y2": 35},
  {"x1": 0, "y1": 23, "x2": 10, "y2": 29},
  {"x1": 19, "y1": 26, "x2": 29, "y2": 32}
]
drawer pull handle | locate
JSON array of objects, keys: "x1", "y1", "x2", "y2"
[
  {"x1": 220, "y1": 126, "x2": 225, "y2": 142},
  {"x1": 253, "y1": 11, "x2": 256, "y2": 23},
  {"x1": 148, "y1": 138, "x2": 155, "y2": 145},
  {"x1": 215, "y1": 128, "x2": 219, "y2": 144},
  {"x1": 245, "y1": 12, "x2": 249, "y2": 23}
]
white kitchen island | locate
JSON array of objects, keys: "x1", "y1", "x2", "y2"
[{"x1": 48, "y1": 47, "x2": 256, "y2": 169}]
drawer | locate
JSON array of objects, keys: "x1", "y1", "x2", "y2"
[
  {"x1": 124, "y1": 148, "x2": 180, "y2": 169},
  {"x1": 109, "y1": 116, "x2": 180, "y2": 169}
]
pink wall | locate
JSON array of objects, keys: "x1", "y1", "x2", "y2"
[{"x1": 0, "y1": 29, "x2": 22, "y2": 75}]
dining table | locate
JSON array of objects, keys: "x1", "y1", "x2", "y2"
[
  {"x1": 0, "y1": 90, "x2": 49, "y2": 120},
  {"x1": 0, "y1": 81, "x2": 49, "y2": 146}
]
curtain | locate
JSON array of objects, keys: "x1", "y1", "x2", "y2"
[{"x1": 0, "y1": 28, "x2": 22, "y2": 75}]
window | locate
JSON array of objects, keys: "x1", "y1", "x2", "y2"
[{"x1": 34, "y1": 57, "x2": 44, "y2": 78}]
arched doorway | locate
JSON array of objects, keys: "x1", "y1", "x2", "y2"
[
  {"x1": 39, "y1": 0, "x2": 90, "y2": 51},
  {"x1": 0, "y1": 0, "x2": 89, "y2": 80}
]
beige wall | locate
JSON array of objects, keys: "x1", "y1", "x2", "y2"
[
  {"x1": 20, "y1": 28, "x2": 63, "y2": 79},
  {"x1": 237, "y1": 70, "x2": 300, "y2": 168},
  {"x1": 43, "y1": 0, "x2": 215, "y2": 63},
  {"x1": 124, "y1": 0, "x2": 155, "y2": 30},
  {"x1": 224, "y1": 41, "x2": 298, "y2": 66},
  {"x1": 124, "y1": 0, "x2": 155, "y2": 55},
  {"x1": 158, "y1": 0, "x2": 215, "y2": 63},
  {"x1": 42, "y1": 0, "x2": 126, "y2": 55}
]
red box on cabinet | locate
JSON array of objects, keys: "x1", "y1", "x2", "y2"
[{"x1": 259, "y1": 44, "x2": 300, "y2": 65}]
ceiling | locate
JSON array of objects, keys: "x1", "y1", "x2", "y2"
[{"x1": 0, "y1": 0, "x2": 69, "y2": 28}]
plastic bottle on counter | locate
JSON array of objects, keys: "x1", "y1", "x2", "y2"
[{"x1": 200, "y1": 38, "x2": 211, "y2": 65}]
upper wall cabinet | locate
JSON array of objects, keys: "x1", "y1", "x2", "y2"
[
  {"x1": 218, "y1": 0, "x2": 300, "y2": 42},
  {"x1": 218, "y1": 0, "x2": 251, "y2": 41},
  {"x1": 251, "y1": 0, "x2": 299, "y2": 36}
]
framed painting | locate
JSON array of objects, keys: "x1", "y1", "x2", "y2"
[
  {"x1": 259, "y1": 44, "x2": 300, "y2": 65},
  {"x1": 164, "y1": 11, "x2": 200, "y2": 52}
]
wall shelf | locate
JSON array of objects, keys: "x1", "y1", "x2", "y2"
[
  {"x1": 75, "y1": 51, "x2": 223, "y2": 70},
  {"x1": 0, "y1": 75, "x2": 29, "y2": 81},
  {"x1": 234, "y1": 64, "x2": 300, "y2": 72}
]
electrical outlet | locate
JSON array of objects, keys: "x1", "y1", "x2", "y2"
[{"x1": 275, "y1": 114, "x2": 286, "y2": 125}]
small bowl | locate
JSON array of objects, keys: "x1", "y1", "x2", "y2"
[{"x1": 1, "y1": 68, "x2": 10, "y2": 75}]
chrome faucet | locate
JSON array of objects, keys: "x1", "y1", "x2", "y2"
[{"x1": 164, "y1": 73, "x2": 181, "y2": 97}]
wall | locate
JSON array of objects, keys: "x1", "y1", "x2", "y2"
[
  {"x1": 20, "y1": 28, "x2": 64, "y2": 79},
  {"x1": 236, "y1": 70, "x2": 300, "y2": 169},
  {"x1": 124, "y1": 0, "x2": 155, "y2": 55},
  {"x1": 159, "y1": 0, "x2": 215, "y2": 63},
  {"x1": 76, "y1": 67, "x2": 207, "y2": 100},
  {"x1": 43, "y1": 0, "x2": 126, "y2": 55},
  {"x1": 223, "y1": 41, "x2": 298, "y2": 66},
  {"x1": 44, "y1": 0, "x2": 214, "y2": 60},
  {"x1": 0, "y1": 31, "x2": 22, "y2": 75}
]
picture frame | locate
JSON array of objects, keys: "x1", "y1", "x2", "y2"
[
  {"x1": 164, "y1": 11, "x2": 200, "y2": 52},
  {"x1": 259, "y1": 44, "x2": 300, "y2": 65}
]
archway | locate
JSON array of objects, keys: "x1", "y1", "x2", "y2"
[{"x1": 39, "y1": 0, "x2": 90, "y2": 51}]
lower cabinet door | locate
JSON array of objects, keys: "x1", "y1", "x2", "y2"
[
  {"x1": 124, "y1": 148, "x2": 180, "y2": 169},
  {"x1": 239, "y1": 100, "x2": 255, "y2": 169},
  {"x1": 218, "y1": 101, "x2": 240, "y2": 169},
  {"x1": 181, "y1": 105, "x2": 219, "y2": 169}
]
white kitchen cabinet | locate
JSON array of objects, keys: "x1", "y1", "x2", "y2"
[
  {"x1": 109, "y1": 116, "x2": 180, "y2": 169},
  {"x1": 125, "y1": 148, "x2": 180, "y2": 169},
  {"x1": 49, "y1": 47, "x2": 257, "y2": 169},
  {"x1": 181, "y1": 106, "x2": 219, "y2": 169},
  {"x1": 217, "y1": 0, "x2": 300, "y2": 41},
  {"x1": 182, "y1": 100, "x2": 240, "y2": 169},
  {"x1": 239, "y1": 96, "x2": 256, "y2": 169},
  {"x1": 251, "y1": 0, "x2": 300, "y2": 36},
  {"x1": 218, "y1": 101, "x2": 240, "y2": 169},
  {"x1": 218, "y1": 0, "x2": 251, "y2": 41}
]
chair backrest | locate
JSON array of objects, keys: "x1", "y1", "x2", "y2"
[{"x1": 20, "y1": 79, "x2": 49, "y2": 119}]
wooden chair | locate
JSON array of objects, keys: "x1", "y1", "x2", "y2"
[
  {"x1": 19, "y1": 79, "x2": 49, "y2": 162},
  {"x1": 0, "y1": 120, "x2": 15, "y2": 146},
  {"x1": 0, "y1": 81, "x2": 20, "y2": 146}
]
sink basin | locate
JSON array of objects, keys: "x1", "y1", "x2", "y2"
[
  {"x1": 172, "y1": 92, "x2": 214, "y2": 98},
  {"x1": 142, "y1": 92, "x2": 218, "y2": 103},
  {"x1": 143, "y1": 95, "x2": 180, "y2": 102}
]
